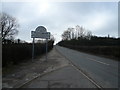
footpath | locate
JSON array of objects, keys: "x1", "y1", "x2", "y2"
[{"x1": 3, "y1": 47, "x2": 97, "y2": 88}]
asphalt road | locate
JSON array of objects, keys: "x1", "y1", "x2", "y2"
[{"x1": 56, "y1": 45, "x2": 119, "y2": 88}]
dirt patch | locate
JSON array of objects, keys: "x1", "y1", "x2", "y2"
[{"x1": 2, "y1": 47, "x2": 70, "y2": 88}]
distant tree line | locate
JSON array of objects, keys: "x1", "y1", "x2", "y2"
[
  {"x1": 62, "y1": 25, "x2": 92, "y2": 40},
  {"x1": 58, "y1": 35, "x2": 120, "y2": 46},
  {"x1": 59, "y1": 25, "x2": 119, "y2": 46}
]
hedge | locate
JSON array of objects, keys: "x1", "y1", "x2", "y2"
[{"x1": 2, "y1": 41, "x2": 54, "y2": 67}]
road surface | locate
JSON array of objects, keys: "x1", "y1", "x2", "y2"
[
  {"x1": 20, "y1": 47, "x2": 98, "y2": 88},
  {"x1": 56, "y1": 45, "x2": 119, "y2": 88}
]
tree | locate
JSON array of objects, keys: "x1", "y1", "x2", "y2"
[
  {"x1": 85, "y1": 30, "x2": 92, "y2": 40},
  {"x1": 61, "y1": 25, "x2": 92, "y2": 41},
  {"x1": 76, "y1": 25, "x2": 85, "y2": 39},
  {"x1": 0, "y1": 13, "x2": 19, "y2": 43},
  {"x1": 68, "y1": 27, "x2": 75, "y2": 40},
  {"x1": 61, "y1": 30, "x2": 71, "y2": 40}
]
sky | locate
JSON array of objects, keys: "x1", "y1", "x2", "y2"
[{"x1": 1, "y1": 0, "x2": 118, "y2": 44}]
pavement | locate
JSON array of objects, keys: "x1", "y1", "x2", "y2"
[
  {"x1": 55, "y1": 45, "x2": 119, "y2": 88},
  {"x1": 2, "y1": 47, "x2": 69, "y2": 88},
  {"x1": 22, "y1": 66, "x2": 96, "y2": 88}
]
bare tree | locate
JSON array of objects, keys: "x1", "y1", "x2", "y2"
[
  {"x1": 67, "y1": 28, "x2": 74, "y2": 40},
  {"x1": 85, "y1": 30, "x2": 92, "y2": 40},
  {"x1": 76, "y1": 25, "x2": 85, "y2": 39},
  {"x1": 61, "y1": 30, "x2": 71, "y2": 40},
  {"x1": 0, "y1": 13, "x2": 19, "y2": 43},
  {"x1": 61, "y1": 25, "x2": 92, "y2": 40},
  {"x1": 75, "y1": 25, "x2": 79, "y2": 39},
  {"x1": 61, "y1": 31, "x2": 67, "y2": 40},
  {"x1": 71, "y1": 28, "x2": 75, "y2": 39}
]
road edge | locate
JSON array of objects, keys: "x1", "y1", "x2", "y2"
[{"x1": 55, "y1": 45, "x2": 103, "y2": 89}]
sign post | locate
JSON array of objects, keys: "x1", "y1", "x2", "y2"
[
  {"x1": 32, "y1": 38, "x2": 35, "y2": 61},
  {"x1": 45, "y1": 38, "x2": 48, "y2": 62},
  {"x1": 31, "y1": 26, "x2": 50, "y2": 62}
]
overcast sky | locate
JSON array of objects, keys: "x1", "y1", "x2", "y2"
[{"x1": 1, "y1": 1, "x2": 118, "y2": 44}]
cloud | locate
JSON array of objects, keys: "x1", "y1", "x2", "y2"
[{"x1": 2, "y1": 2, "x2": 118, "y2": 43}]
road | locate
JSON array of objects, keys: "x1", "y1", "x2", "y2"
[
  {"x1": 55, "y1": 45, "x2": 119, "y2": 88},
  {"x1": 20, "y1": 47, "x2": 98, "y2": 88},
  {"x1": 10, "y1": 46, "x2": 119, "y2": 88}
]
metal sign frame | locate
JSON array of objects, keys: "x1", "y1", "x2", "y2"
[{"x1": 31, "y1": 31, "x2": 50, "y2": 39}]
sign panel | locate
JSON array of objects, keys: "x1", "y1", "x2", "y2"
[
  {"x1": 35, "y1": 26, "x2": 47, "y2": 33},
  {"x1": 31, "y1": 31, "x2": 50, "y2": 39}
]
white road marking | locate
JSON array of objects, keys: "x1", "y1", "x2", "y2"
[
  {"x1": 87, "y1": 58, "x2": 110, "y2": 66},
  {"x1": 71, "y1": 64, "x2": 102, "y2": 88}
]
